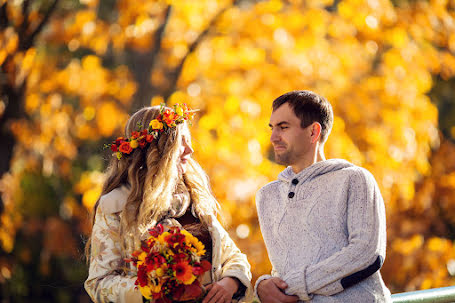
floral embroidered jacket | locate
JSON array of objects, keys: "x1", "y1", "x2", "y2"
[{"x1": 85, "y1": 186, "x2": 252, "y2": 303}]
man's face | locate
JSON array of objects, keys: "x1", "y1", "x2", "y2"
[{"x1": 269, "y1": 103, "x2": 312, "y2": 166}]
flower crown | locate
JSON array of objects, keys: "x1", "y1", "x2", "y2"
[{"x1": 107, "y1": 103, "x2": 196, "y2": 160}]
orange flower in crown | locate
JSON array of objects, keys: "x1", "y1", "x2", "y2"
[{"x1": 106, "y1": 103, "x2": 196, "y2": 159}]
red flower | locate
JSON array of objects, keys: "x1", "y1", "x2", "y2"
[
  {"x1": 115, "y1": 137, "x2": 125, "y2": 145},
  {"x1": 165, "y1": 232, "x2": 185, "y2": 248},
  {"x1": 146, "y1": 254, "x2": 166, "y2": 271},
  {"x1": 173, "y1": 253, "x2": 187, "y2": 263},
  {"x1": 162, "y1": 109, "x2": 176, "y2": 126},
  {"x1": 119, "y1": 141, "x2": 133, "y2": 154},
  {"x1": 110, "y1": 144, "x2": 118, "y2": 152},
  {"x1": 192, "y1": 260, "x2": 211, "y2": 276},
  {"x1": 141, "y1": 242, "x2": 151, "y2": 253},
  {"x1": 131, "y1": 131, "x2": 140, "y2": 139},
  {"x1": 138, "y1": 137, "x2": 147, "y2": 148},
  {"x1": 137, "y1": 265, "x2": 148, "y2": 287},
  {"x1": 149, "y1": 224, "x2": 164, "y2": 237},
  {"x1": 146, "y1": 134, "x2": 154, "y2": 143}
]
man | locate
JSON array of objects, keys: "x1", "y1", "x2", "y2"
[{"x1": 255, "y1": 91, "x2": 391, "y2": 302}]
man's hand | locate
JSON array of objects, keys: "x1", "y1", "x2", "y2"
[
  {"x1": 202, "y1": 277, "x2": 239, "y2": 303},
  {"x1": 257, "y1": 278, "x2": 299, "y2": 303}
]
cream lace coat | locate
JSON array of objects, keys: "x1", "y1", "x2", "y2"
[{"x1": 85, "y1": 185, "x2": 252, "y2": 303}]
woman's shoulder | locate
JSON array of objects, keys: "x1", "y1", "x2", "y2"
[{"x1": 98, "y1": 185, "x2": 131, "y2": 214}]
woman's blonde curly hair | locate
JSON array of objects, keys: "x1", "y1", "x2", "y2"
[{"x1": 85, "y1": 106, "x2": 220, "y2": 262}]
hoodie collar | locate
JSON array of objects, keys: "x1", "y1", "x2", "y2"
[{"x1": 278, "y1": 159, "x2": 353, "y2": 184}]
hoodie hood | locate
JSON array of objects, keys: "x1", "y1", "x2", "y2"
[{"x1": 278, "y1": 159, "x2": 354, "y2": 184}]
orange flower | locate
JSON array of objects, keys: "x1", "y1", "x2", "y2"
[
  {"x1": 162, "y1": 109, "x2": 176, "y2": 126},
  {"x1": 173, "y1": 261, "x2": 196, "y2": 285},
  {"x1": 145, "y1": 134, "x2": 154, "y2": 143},
  {"x1": 119, "y1": 141, "x2": 133, "y2": 154},
  {"x1": 131, "y1": 131, "x2": 140, "y2": 139}
]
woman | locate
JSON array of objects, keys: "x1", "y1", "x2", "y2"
[{"x1": 85, "y1": 104, "x2": 252, "y2": 303}]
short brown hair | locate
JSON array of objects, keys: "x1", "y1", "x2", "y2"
[{"x1": 272, "y1": 90, "x2": 333, "y2": 143}]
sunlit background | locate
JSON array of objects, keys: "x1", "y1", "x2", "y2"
[{"x1": 1, "y1": 0, "x2": 455, "y2": 301}]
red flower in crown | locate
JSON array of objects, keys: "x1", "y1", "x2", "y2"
[
  {"x1": 145, "y1": 134, "x2": 154, "y2": 143},
  {"x1": 115, "y1": 137, "x2": 126, "y2": 145},
  {"x1": 131, "y1": 131, "x2": 140, "y2": 139},
  {"x1": 119, "y1": 141, "x2": 133, "y2": 154},
  {"x1": 106, "y1": 103, "x2": 196, "y2": 160},
  {"x1": 162, "y1": 109, "x2": 177, "y2": 126},
  {"x1": 138, "y1": 137, "x2": 147, "y2": 148}
]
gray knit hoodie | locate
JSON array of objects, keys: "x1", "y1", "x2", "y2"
[{"x1": 255, "y1": 159, "x2": 391, "y2": 302}]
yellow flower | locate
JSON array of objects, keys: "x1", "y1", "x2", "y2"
[
  {"x1": 156, "y1": 267, "x2": 164, "y2": 277},
  {"x1": 156, "y1": 231, "x2": 170, "y2": 244},
  {"x1": 150, "y1": 282, "x2": 162, "y2": 293},
  {"x1": 185, "y1": 274, "x2": 197, "y2": 285},
  {"x1": 166, "y1": 250, "x2": 175, "y2": 257},
  {"x1": 130, "y1": 139, "x2": 138, "y2": 148},
  {"x1": 137, "y1": 251, "x2": 147, "y2": 266},
  {"x1": 140, "y1": 285, "x2": 152, "y2": 299},
  {"x1": 149, "y1": 119, "x2": 163, "y2": 130},
  {"x1": 175, "y1": 105, "x2": 184, "y2": 116},
  {"x1": 116, "y1": 152, "x2": 122, "y2": 160},
  {"x1": 194, "y1": 243, "x2": 206, "y2": 256},
  {"x1": 181, "y1": 230, "x2": 206, "y2": 256}
]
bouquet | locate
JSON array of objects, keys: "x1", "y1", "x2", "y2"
[{"x1": 127, "y1": 224, "x2": 211, "y2": 303}]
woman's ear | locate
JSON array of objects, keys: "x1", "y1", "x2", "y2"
[{"x1": 310, "y1": 122, "x2": 322, "y2": 144}]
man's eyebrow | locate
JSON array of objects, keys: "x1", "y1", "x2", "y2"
[{"x1": 269, "y1": 121, "x2": 290, "y2": 128}]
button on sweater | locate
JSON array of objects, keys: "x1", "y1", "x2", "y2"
[{"x1": 255, "y1": 159, "x2": 391, "y2": 302}]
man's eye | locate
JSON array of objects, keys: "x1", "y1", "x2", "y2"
[{"x1": 281, "y1": 126, "x2": 288, "y2": 130}]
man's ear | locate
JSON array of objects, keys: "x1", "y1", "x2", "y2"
[{"x1": 310, "y1": 122, "x2": 322, "y2": 144}]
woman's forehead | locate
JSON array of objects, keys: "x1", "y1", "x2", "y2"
[{"x1": 181, "y1": 123, "x2": 191, "y2": 137}]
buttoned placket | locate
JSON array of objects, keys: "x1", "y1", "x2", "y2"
[{"x1": 288, "y1": 178, "x2": 299, "y2": 200}]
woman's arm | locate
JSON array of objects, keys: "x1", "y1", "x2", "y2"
[
  {"x1": 213, "y1": 219, "x2": 252, "y2": 300},
  {"x1": 85, "y1": 208, "x2": 143, "y2": 303}
]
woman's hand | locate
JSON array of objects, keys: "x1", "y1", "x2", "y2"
[{"x1": 202, "y1": 277, "x2": 240, "y2": 303}]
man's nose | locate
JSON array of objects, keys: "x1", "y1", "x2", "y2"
[{"x1": 270, "y1": 129, "x2": 280, "y2": 144}]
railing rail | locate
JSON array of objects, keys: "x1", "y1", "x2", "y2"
[{"x1": 391, "y1": 286, "x2": 455, "y2": 303}]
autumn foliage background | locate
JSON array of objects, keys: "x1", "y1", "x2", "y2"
[{"x1": 1, "y1": 0, "x2": 455, "y2": 301}]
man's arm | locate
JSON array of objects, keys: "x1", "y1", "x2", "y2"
[
  {"x1": 283, "y1": 169, "x2": 387, "y2": 299},
  {"x1": 255, "y1": 188, "x2": 300, "y2": 303},
  {"x1": 257, "y1": 277, "x2": 299, "y2": 303}
]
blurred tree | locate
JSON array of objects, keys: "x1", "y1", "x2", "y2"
[
  {"x1": 1, "y1": 0, "x2": 455, "y2": 301},
  {"x1": 429, "y1": 77, "x2": 455, "y2": 143},
  {"x1": 0, "y1": 0, "x2": 59, "y2": 213}
]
